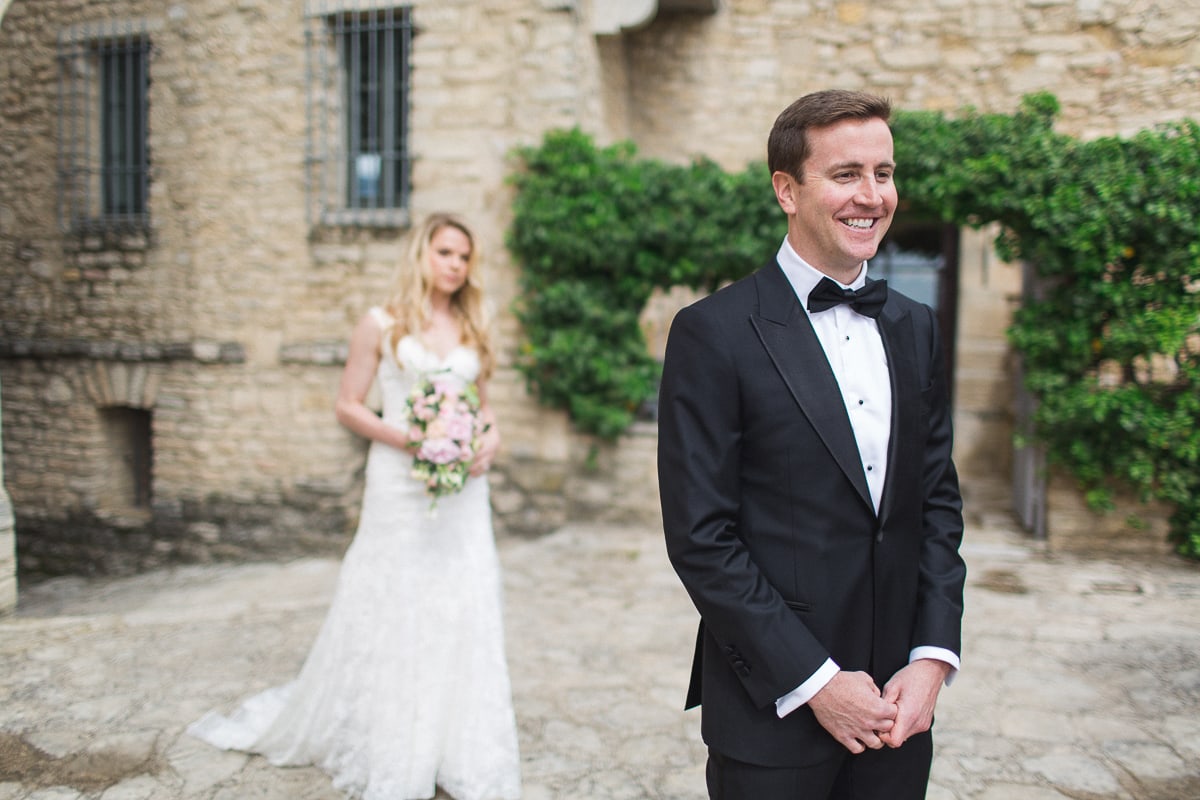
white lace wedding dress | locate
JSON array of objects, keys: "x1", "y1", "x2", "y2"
[{"x1": 188, "y1": 308, "x2": 522, "y2": 800}]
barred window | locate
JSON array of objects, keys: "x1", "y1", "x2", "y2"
[
  {"x1": 57, "y1": 21, "x2": 151, "y2": 235},
  {"x1": 306, "y1": 3, "x2": 413, "y2": 227}
]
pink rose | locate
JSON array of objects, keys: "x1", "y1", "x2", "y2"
[
  {"x1": 425, "y1": 418, "x2": 448, "y2": 440},
  {"x1": 419, "y1": 437, "x2": 462, "y2": 465},
  {"x1": 443, "y1": 413, "x2": 474, "y2": 441},
  {"x1": 412, "y1": 396, "x2": 437, "y2": 422}
]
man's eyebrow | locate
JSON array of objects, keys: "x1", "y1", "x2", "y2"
[{"x1": 826, "y1": 159, "x2": 896, "y2": 172}]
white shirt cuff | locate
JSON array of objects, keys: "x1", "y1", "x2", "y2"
[
  {"x1": 910, "y1": 646, "x2": 960, "y2": 685},
  {"x1": 775, "y1": 658, "x2": 840, "y2": 718}
]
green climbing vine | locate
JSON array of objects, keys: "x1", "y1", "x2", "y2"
[{"x1": 506, "y1": 94, "x2": 1200, "y2": 557}]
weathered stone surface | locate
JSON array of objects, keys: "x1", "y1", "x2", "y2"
[
  {"x1": 2, "y1": 506, "x2": 1200, "y2": 798},
  {"x1": 1045, "y1": 470, "x2": 1175, "y2": 558}
]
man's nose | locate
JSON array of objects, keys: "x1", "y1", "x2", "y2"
[{"x1": 855, "y1": 178, "x2": 882, "y2": 206}]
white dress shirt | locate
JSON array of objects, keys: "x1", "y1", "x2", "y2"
[{"x1": 770, "y1": 238, "x2": 958, "y2": 718}]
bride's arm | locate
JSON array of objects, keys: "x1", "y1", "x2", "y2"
[
  {"x1": 469, "y1": 379, "x2": 501, "y2": 476},
  {"x1": 334, "y1": 313, "x2": 410, "y2": 450}
]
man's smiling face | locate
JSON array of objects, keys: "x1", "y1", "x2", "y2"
[{"x1": 773, "y1": 116, "x2": 897, "y2": 279}]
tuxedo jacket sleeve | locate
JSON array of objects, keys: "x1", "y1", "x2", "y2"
[{"x1": 657, "y1": 262, "x2": 966, "y2": 767}]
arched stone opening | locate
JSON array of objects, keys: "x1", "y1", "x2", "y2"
[{"x1": 83, "y1": 363, "x2": 163, "y2": 526}]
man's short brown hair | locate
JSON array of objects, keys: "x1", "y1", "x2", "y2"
[{"x1": 767, "y1": 89, "x2": 893, "y2": 180}]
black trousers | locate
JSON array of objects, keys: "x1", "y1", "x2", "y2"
[{"x1": 706, "y1": 732, "x2": 933, "y2": 800}]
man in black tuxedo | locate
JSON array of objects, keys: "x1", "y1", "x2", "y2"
[{"x1": 657, "y1": 89, "x2": 966, "y2": 799}]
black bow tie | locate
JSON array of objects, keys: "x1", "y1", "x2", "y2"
[{"x1": 806, "y1": 277, "x2": 888, "y2": 318}]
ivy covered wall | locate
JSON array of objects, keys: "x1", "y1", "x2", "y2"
[{"x1": 508, "y1": 95, "x2": 1200, "y2": 556}]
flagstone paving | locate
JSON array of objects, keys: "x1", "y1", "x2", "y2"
[{"x1": 2, "y1": 495, "x2": 1198, "y2": 799}]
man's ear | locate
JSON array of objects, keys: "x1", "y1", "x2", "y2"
[{"x1": 771, "y1": 171, "x2": 798, "y2": 215}]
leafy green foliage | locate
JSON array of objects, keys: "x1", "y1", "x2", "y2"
[
  {"x1": 507, "y1": 129, "x2": 780, "y2": 437},
  {"x1": 507, "y1": 98, "x2": 1200, "y2": 556}
]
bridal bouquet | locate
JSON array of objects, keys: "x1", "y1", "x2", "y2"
[{"x1": 404, "y1": 375, "x2": 489, "y2": 509}]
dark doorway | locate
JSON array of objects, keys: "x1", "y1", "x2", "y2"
[{"x1": 100, "y1": 406, "x2": 153, "y2": 510}]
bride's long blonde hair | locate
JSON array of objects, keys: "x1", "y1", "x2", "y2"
[{"x1": 385, "y1": 213, "x2": 494, "y2": 380}]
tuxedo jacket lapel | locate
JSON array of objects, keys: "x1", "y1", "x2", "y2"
[
  {"x1": 877, "y1": 303, "x2": 918, "y2": 523},
  {"x1": 749, "y1": 264, "x2": 874, "y2": 514}
]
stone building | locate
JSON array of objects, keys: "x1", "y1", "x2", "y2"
[{"x1": 2, "y1": 0, "x2": 1198, "y2": 596}]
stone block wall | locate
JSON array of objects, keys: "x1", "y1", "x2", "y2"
[
  {"x1": 1045, "y1": 470, "x2": 1177, "y2": 558},
  {"x1": 0, "y1": 0, "x2": 633, "y2": 577},
  {"x1": 951, "y1": 225, "x2": 1024, "y2": 482},
  {"x1": 2, "y1": 0, "x2": 1199, "y2": 579},
  {"x1": 615, "y1": 0, "x2": 1200, "y2": 171}
]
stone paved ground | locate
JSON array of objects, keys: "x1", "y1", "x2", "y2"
[{"x1": 1, "y1": 498, "x2": 1199, "y2": 799}]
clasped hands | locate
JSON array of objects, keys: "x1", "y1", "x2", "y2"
[{"x1": 807, "y1": 659, "x2": 950, "y2": 754}]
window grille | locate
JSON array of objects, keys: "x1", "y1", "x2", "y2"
[
  {"x1": 305, "y1": 3, "x2": 413, "y2": 227},
  {"x1": 57, "y1": 20, "x2": 151, "y2": 235}
]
